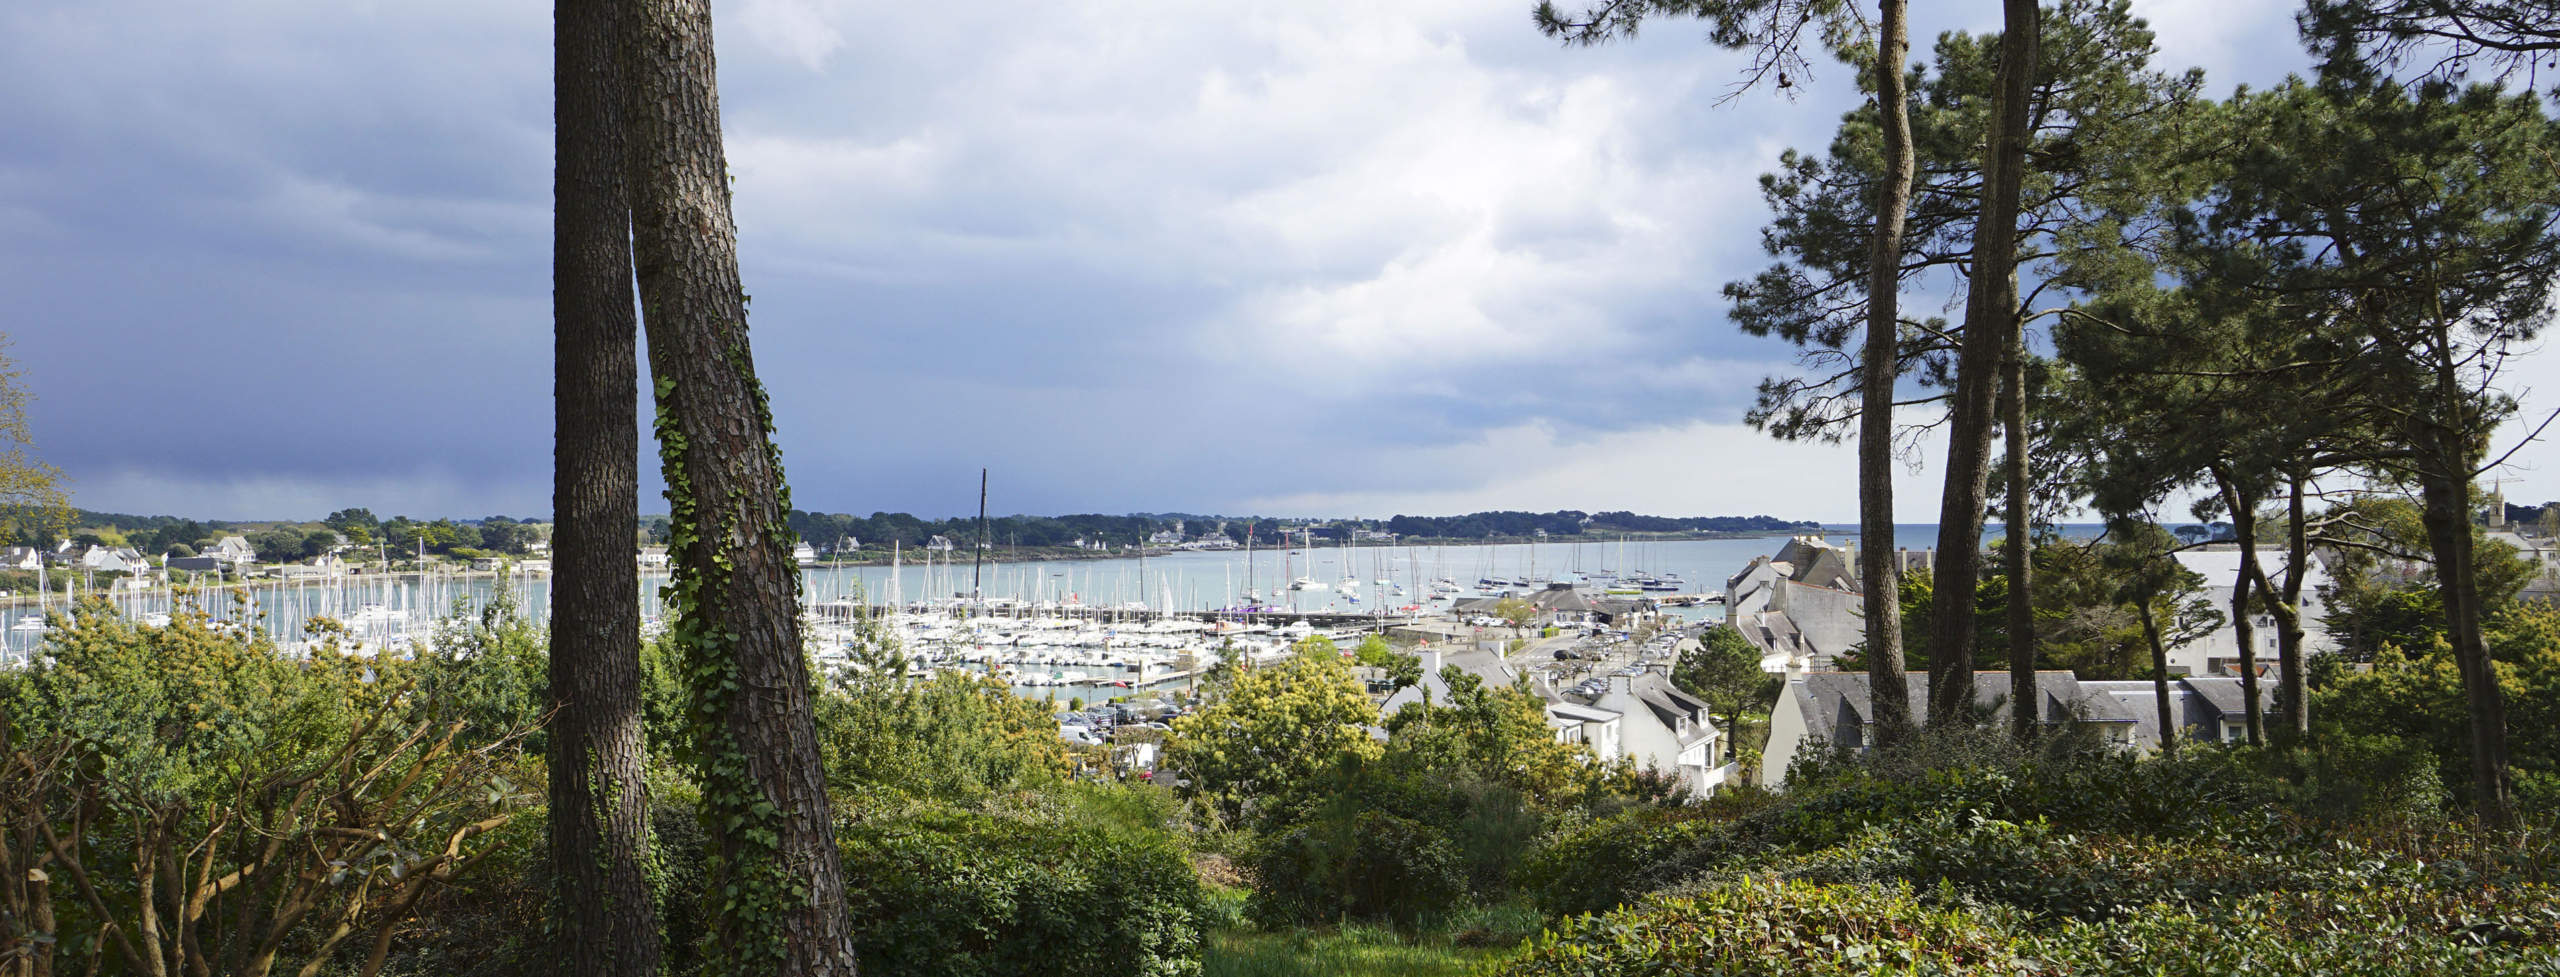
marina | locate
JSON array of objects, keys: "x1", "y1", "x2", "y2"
[{"x1": 0, "y1": 535, "x2": 1835, "y2": 697}]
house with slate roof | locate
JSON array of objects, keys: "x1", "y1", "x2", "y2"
[
  {"x1": 2079, "y1": 677, "x2": 2287, "y2": 748},
  {"x1": 1450, "y1": 584, "x2": 1655, "y2": 629},
  {"x1": 77, "y1": 546, "x2": 150, "y2": 575},
  {"x1": 1380, "y1": 648, "x2": 1524, "y2": 715},
  {"x1": 1537, "y1": 666, "x2": 1726, "y2": 796},
  {"x1": 1726, "y1": 535, "x2": 1864, "y2": 672},
  {"x1": 2168, "y1": 547, "x2": 2338, "y2": 675},
  {"x1": 206, "y1": 536, "x2": 256, "y2": 566},
  {"x1": 1762, "y1": 670, "x2": 2282, "y2": 787},
  {"x1": 1594, "y1": 669, "x2": 1726, "y2": 795}
]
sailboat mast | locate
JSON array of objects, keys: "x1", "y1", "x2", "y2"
[{"x1": 972, "y1": 468, "x2": 988, "y2": 604}]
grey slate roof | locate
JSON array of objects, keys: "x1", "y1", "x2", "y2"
[
  {"x1": 1627, "y1": 672, "x2": 1715, "y2": 747},
  {"x1": 1788, "y1": 670, "x2": 2140, "y2": 731},
  {"x1": 1439, "y1": 648, "x2": 1519, "y2": 688},
  {"x1": 2182, "y1": 676, "x2": 2282, "y2": 720}
]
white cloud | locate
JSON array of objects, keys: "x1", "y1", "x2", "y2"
[
  {"x1": 739, "y1": 0, "x2": 847, "y2": 71},
  {"x1": 1235, "y1": 419, "x2": 1951, "y2": 522},
  {"x1": 24, "y1": 0, "x2": 2557, "y2": 528},
  {"x1": 2124, "y1": 0, "x2": 2309, "y2": 91},
  {"x1": 70, "y1": 468, "x2": 546, "y2": 523}
]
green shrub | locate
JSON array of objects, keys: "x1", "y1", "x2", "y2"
[
  {"x1": 1723, "y1": 809, "x2": 2367, "y2": 923},
  {"x1": 837, "y1": 798, "x2": 1208, "y2": 977},
  {"x1": 1497, "y1": 878, "x2": 2047, "y2": 976},
  {"x1": 1518, "y1": 806, "x2": 1724, "y2": 917},
  {"x1": 1249, "y1": 810, "x2": 1467, "y2": 929},
  {"x1": 1775, "y1": 732, "x2": 2275, "y2": 842},
  {"x1": 2038, "y1": 888, "x2": 2560, "y2": 976},
  {"x1": 1500, "y1": 875, "x2": 2560, "y2": 977}
]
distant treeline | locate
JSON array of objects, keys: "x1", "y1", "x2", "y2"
[
  {"x1": 1385, "y1": 510, "x2": 1816, "y2": 539},
  {"x1": 61, "y1": 506, "x2": 1813, "y2": 557},
  {"x1": 768, "y1": 508, "x2": 1818, "y2": 552},
  {"x1": 774, "y1": 511, "x2": 1176, "y2": 552},
  {"x1": 58, "y1": 508, "x2": 546, "y2": 558}
]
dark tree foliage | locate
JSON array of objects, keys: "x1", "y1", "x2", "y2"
[
  {"x1": 1730, "y1": 0, "x2": 2202, "y2": 443},
  {"x1": 2065, "y1": 71, "x2": 2560, "y2": 819},
  {"x1": 2304, "y1": 0, "x2": 2560, "y2": 90},
  {"x1": 775, "y1": 509, "x2": 1817, "y2": 552}
]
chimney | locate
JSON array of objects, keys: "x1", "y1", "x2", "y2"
[
  {"x1": 1418, "y1": 651, "x2": 1442, "y2": 677},
  {"x1": 1608, "y1": 673, "x2": 1632, "y2": 696}
]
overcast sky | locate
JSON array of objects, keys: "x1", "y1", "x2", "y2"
[{"x1": 14, "y1": 0, "x2": 2545, "y2": 524}]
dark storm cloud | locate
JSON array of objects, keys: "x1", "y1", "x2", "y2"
[{"x1": 5, "y1": 0, "x2": 2369, "y2": 523}]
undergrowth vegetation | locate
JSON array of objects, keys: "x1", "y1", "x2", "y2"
[
  {"x1": 6, "y1": 586, "x2": 2553, "y2": 976},
  {"x1": 1497, "y1": 727, "x2": 2559, "y2": 976}
]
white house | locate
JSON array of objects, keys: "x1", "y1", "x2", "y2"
[
  {"x1": 1535, "y1": 667, "x2": 1724, "y2": 797},
  {"x1": 1726, "y1": 535, "x2": 1865, "y2": 672},
  {"x1": 78, "y1": 546, "x2": 150, "y2": 575},
  {"x1": 2489, "y1": 530, "x2": 2560, "y2": 604},
  {"x1": 1545, "y1": 701, "x2": 1624, "y2": 760},
  {"x1": 793, "y1": 542, "x2": 820, "y2": 566},
  {"x1": 1762, "y1": 671, "x2": 2183, "y2": 788},
  {"x1": 206, "y1": 536, "x2": 257, "y2": 565},
  {"x1": 1591, "y1": 670, "x2": 1724, "y2": 796},
  {"x1": 638, "y1": 545, "x2": 670, "y2": 569},
  {"x1": 2167, "y1": 547, "x2": 2337, "y2": 676},
  {"x1": 0, "y1": 547, "x2": 39, "y2": 570}
]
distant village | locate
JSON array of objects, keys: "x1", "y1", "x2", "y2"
[
  {"x1": 1724, "y1": 501, "x2": 2560, "y2": 790},
  {"x1": 7, "y1": 507, "x2": 1822, "y2": 596},
  {"x1": 30, "y1": 496, "x2": 2557, "y2": 805}
]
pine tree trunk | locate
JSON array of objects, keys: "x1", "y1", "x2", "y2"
[
  {"x1": 619, "y1": 0, "x2": 859, "y2": 971},
  {"x1": 1928, "y1": 0, "x2": 2038, "y2": 724},
  {"x1": 2001, "y1": 342, "x2": 2035, "y2": 739},
  {"x1": 1860, "y1": 0, "x2": 1916, "y2": 740},
  {"x1": 550, "y1": 0, "x2": 659, "y2": 969},
  {"x1": 2213, "y1": 467, "x2": 2266, "y2": 746},
  {"x1": 2228, "y1": 475, "x2": 2309, "y2": 747},
  {"x1": 2136, "y1": 596, "x2": 2175, "y2": 757},
  {"x1": 2414, "y1": 344, "x2": 2513, "y2": 824},
  {"x1": 2273, "y1": 474, "x2": 2309, "y2": 744}
]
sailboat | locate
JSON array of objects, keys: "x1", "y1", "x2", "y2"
[
  {"x1": 1288, "y1": 528, "x2": 1326, "y2": 591},
  {"x1": 1334, "y1": 534, "x2": 1359, "y2": 596},
  {"x1": 1239, "y1": 530, "x2": 1263, "y2": 604}
]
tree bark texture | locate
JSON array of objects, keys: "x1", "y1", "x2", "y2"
[
  {"x1": 1860, "y1": 0, "x2": 1917, "y2": 739},
  {"x1": 2136, "y1": 597, "x2": 2176, "y2": 758},
  {"x1": 2242, "y1": 474, "x2": 2312, "y2": 745},
  {"x1": 550, "y1": 0, "x2": 660, "y2": 970},
  {"x1": 2001, "y1": 341, "x2": 2035, "y2": 738},
  {"x1": 2212, "y1": 467, "x2": 2267, "y2": 746},
  {"x1": 2413, "y1": 345, "x2": 2513, "y2": 823},
  {"x1": 619, "y1": 0, "x2": 858, "y2": 971},
  {"x1": 1928, "y1": 0, "x2": 2039, "y2": 724}
]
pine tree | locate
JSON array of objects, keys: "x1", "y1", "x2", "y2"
[
  {"x1": 548, "y1": 0, "x2": 660, "y2": 969},
  {"x1": 620, "y1": 0, "x2": 860, "y2": 969}
]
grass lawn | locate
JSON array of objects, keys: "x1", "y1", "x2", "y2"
[{"x1": 1198, "y1": 901, "x2": 1538, "y2": 977}]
